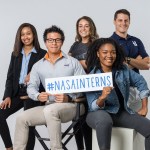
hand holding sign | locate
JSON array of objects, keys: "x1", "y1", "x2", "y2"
[
  {"x1": 38, "y1": 92, "x2": 51, "y2": 102},
  {"x1": 96, "y1": 86, "x2": 114, "y2": 107}
]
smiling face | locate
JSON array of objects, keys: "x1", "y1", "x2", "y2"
[
  {"x1": 97, "y1": 43, "x2": 116, "y2": 72},
  {"x1": 78, "y1": 19, "x2": 90, "y2": 42},
  {"x1": 45, "y1": 32, "x2": 63, "y2": 55},
  {"x1": 21, "y1": 27, "x2": 34, "y2": 47},
  {"x1": 114, "y1": 13, "x2": 130, "y2": 37}
]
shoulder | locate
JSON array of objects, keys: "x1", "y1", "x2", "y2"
[
  {"x1": 38, "y1": 48, "x2": 47, "y2": 55},
  {"x1": 64, "y1": 53, "x2": 79, "y2": 63},
  {"x1": 69, "y1": 41, "x2": 79, "y2": 51}
]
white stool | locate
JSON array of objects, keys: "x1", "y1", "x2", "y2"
[{"x1": 92, "y1": 127, "x2": 144, "y2": 150}]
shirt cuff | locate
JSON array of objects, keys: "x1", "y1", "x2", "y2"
[{"x1": 91, "y1": 100, "x2": 105, "y2": 111}]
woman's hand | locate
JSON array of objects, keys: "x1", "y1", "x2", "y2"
[
  {"x1": 101, "y1": 87, "x2": 113, "y2": 100},
  {"x1": 96, "y1": 87, "x2": 113, "y2": 107},
  {"x1": 24, "y1": 73, "x2": 30, "y2": 84},
  {"x1": 0, "y1": 97, "x2": 11, "y2": 109},
  {"x1": 137, "y1": 98, "x2": 148, "y2": 117},
  {"x1": 137, "y1": 107, "x2": 148, "y2": 117}
]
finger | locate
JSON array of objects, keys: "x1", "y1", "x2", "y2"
[
  {"x1": 0, "y1": 103, "x2": 4, "y2": 109},
  {"x1": 4, "y1": 103, "x2": 7, "y2": 109},
  {"x1": 8, "y1": 102, "x2": 11, "y2": 108}
]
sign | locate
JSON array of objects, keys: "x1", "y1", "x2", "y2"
[{"x1": 45, "y1": 72, "x2": 113, "y2": 94}]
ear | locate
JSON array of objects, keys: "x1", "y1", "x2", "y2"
[
  {"x1": 113, "y1": 20, "x2": 116, "y2": 26},
  {"x1": 97, "y1": 51, "x2": 99, "y2": 57}
]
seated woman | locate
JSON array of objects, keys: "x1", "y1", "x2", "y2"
[{"x1": 85, "y1": 38, "x2": 150, "y2": 150}]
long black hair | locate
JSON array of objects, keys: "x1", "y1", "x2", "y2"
[
  {"x1": 86, "y1": 38, "x2": 125, "y2": 73},
  {"x1": 13, "y1": 23, "x2": 41, "y2": 56}
]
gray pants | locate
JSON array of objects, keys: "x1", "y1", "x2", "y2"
[
  {"x1": 14, "y1": 103, "x2": 85, "y2": 150},
  {"x1": 86, "y1": 110, "x2": 150, "y2": 150}
]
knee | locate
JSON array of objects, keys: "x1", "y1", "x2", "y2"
[
  {"x1": 43, "y1": 105, "x2": 59, "y2": 119},
  {"x1": 96, "y1": 118, "x2": 113, "y2": 130},
  {"x1": 16, "y1": 112, "x2": 30, "y2": 127}
]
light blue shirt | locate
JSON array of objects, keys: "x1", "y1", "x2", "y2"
[{"x1": 19, "y1": 48, "x2": 37, "y2": 84}]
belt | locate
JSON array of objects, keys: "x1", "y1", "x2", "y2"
[{"x1": 19, "y1": 84, "x2": 27, "y2": 88}]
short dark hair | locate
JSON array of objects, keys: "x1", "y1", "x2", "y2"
[
  {"x1": 43, "y1": 25, "x2": 65, "y2": 43},
  {"x1": 86, "y1": 38, "x2": 125, "y2": 73},
  {"x1": 114, "y1": 9, "x2": 130, "y2": 20}
]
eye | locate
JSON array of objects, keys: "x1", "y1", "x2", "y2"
[{"x1": 56, "y1": 38, "x2": 62, "y2": 42}]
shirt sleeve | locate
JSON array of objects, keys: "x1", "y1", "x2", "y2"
[
  {"x1": 136, "y1": 38, "x2": 149, "y2": 58},
  {"x1": 91, "y1": 99, "x2": 105, "y2": 110},
  {"x1": 27, "y1": 63, "x2": 41, "y2": 100}
]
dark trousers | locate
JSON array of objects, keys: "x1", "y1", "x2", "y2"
[
  {"x1": 74, "y1": 122, "x2": 92, "y2": 150},
  {"x1": 86, "y1": 110, "x2": 150, "y2": 150},
  {"x1": 74, "y1": 101, "x2": 92, "y2": 150},
  {"x1": 0, "y1": 88, "x2": 40, "y2": 149}
]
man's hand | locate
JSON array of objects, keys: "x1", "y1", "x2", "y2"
[
  {"x1": 38, "y1": 92, "x2": 50, "y2": 102},
  {"x1": 54, "y1": 94, "x2": 69, "y2": 103},
  {"x1": 127, "y1": 55, "x2": 150, "y2": 70},
  {"x1": 0, "y1": 97, "x2": 11, "y2": 109}
]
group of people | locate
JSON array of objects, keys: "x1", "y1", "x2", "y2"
[{"x1": 0, "y1": 9, "x2": 150, "y2": 150}]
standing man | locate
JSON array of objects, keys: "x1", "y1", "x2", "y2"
[
  {"x1": 111, "y1": 9, "x2": 149, "y2": 73},
  {"x1": 110, "y1": 9, "x2": 150, "y2": 110},
  {"x1": 14, "y1": 25, "x2": 85, "y2": 150}
]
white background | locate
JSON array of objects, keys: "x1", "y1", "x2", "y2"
[{"x1": 0, "y1": 0, "x2": 150, "y2": 149}]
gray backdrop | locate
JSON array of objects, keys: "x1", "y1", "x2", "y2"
[{"x1": 0, "y1": 0, "x2": 150, "y2": 149}]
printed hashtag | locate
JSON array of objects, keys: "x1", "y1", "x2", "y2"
[{"x1": 47, "y1": 83, "x2": 54, "y2": 91}]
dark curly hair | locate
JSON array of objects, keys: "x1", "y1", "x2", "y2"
[{"x1": 86, "y1": 38, "x2": 125, "y2": 73}]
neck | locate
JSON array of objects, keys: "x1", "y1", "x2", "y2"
[
  {"x1": 101, "y1": 67, "x2": 112, "y2": 73},
  {"x1": 48, "y1": 51, "x2": 61, "y2": 63},
  {"x1": 23, "y1": 45, "x2": 33, "y2": 55},
  {"x1": 115, "y1": 31, "x2": 127, "y2": 39},
  {"x1": 82, "y1": 37, "x2": 89, "y2": 43}
]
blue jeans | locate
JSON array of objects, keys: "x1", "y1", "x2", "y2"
[{"x1": 86, "y1": 110, "x2": 150, "y2": 150}]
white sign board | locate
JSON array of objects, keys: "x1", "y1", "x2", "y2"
[{"x1": 45, "y1": 72, "x2": 112, "y2": 94}]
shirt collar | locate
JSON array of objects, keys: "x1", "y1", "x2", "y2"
[
  {"x1": 21, "y1": 47, "x2": 37, "y2": 55},
  {"x1": 44, "y1": 51, "x2": 67, "y2": 61},
  {"x1": 112, "y1": 32, "x2": 132, "y2": 40}
]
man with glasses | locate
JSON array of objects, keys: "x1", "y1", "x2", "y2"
[{"x1": 14, "y1": 25, "x2": 85, "y2": 150}]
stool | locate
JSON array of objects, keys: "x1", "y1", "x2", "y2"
[{"x1": 92, "y1": 127, "x2": 144, "y2": 150}]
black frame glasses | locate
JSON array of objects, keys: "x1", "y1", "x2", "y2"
[{"x1": 46, "y1": 38, "x2": 62, "y2": 43}]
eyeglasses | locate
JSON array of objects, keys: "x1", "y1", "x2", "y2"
[{"x1": 46, "y1": 38, "x2": 62, "y2": 43}]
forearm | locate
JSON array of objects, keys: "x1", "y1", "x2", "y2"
[
  {"x1": 128, "y1": 57, "x2": 149, "y2": 70},
  {"x1": 141, "y1": 98, "x2": 148, "y2": 109}
]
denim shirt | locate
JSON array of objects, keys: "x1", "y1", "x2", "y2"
[{"x1": 86, "y1": 65, "x2": 150, "y2": 114}]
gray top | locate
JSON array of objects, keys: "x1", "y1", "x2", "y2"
[
  {"x1": 27, "y1": 51, "x2": 86, "y2": 101},
  {"x1": 69, "y1": 41, "x2": 89, "y2": 60}
]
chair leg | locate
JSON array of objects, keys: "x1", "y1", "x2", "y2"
[{"x1": 34, "y1": 129, "x2": 49, "y2": 150}]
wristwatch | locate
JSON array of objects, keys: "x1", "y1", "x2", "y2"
[{"x1": 126, "y1": 57, "x2": 131, "y2": 64}]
